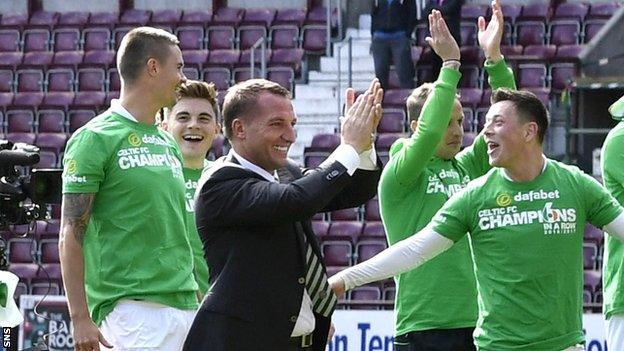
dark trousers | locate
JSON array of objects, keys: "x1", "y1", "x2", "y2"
[
  {"x1": 371, "y1": 36, "x2": 415, "y2": 90},
  {"x1": 394, "y1": 327, "x2": 476, "y2": 351}
]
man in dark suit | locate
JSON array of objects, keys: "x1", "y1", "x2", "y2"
[{"x1": 183, "y1": 78, "x2": 383, "y2": 351}]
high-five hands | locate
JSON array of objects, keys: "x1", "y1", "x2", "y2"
[{"x1": 341, "y1": 79, "x2": 384, "y2": 153}]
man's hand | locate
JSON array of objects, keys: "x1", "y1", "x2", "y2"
[
  {"x1": 328, "y1": 276, "x2": 346, "y2": 299},
  {"x1": 72, "y1": 315, "x2": 112, "y2": 351},
  {"x1": 327, "y1": 322, "x2": 336, "y2": 345},
  {"x1": 478, "y1": 0, "x2": 504, "y2": 62},
  {"x1": 425, "y1": 10, "x2": 460, "y2": 62},
  {"x1": 341, "y1": 79, "x2": 383, "y2": 153}
]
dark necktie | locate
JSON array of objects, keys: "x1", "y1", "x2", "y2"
[
  {"x1": 300, "y1": 226, "x2": 337, "y2": 317},
  {"x1": 278, "y1": 166, "x2": 337, "y2": 317}
]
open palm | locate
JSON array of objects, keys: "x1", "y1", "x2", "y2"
[{"x1": 478, "y1": 0, "x2": 504, "y2": 56}]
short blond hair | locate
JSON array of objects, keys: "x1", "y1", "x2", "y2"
[
  {"x1": 117, "y1": 27, "x2": 179, "y2": 86},
  {"x1": 406, "y1": 83, "x2": 435, "y2": 122},
  {"x1": 222, "y1": 79, "x2": 291, "y2": 139},
  {"x1": 406, "y1": 83, "x2": 461, "y2": 122}
]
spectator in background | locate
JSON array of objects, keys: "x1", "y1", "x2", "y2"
[
  {"x1": 424, "y1": 0, "x2": 464, "y2": 80},
  {"x1": 370, "y1": 0, "x2": 417, "y2": 90},
  {"x1": 160, "y1": 80, "x2": 221, "y2": 300}
]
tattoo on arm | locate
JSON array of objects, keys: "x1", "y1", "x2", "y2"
[{"x1": 61, "y1": 194, "x2": 95, "y2": 246}]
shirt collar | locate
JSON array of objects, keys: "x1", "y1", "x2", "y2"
[
  {"x1": 110, "y1": 99, "x2": 138, "y2": 122},
  {"x1": 501, "y1": 155, "x2": 548, "y2": 182},
  {"x1": 230, "y1": 149, "x2": 279, "y2": 183}
]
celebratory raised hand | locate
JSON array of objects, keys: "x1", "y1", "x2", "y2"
[
  {"x1": 478, "y1": 0, "x2": 504, "y2": 62},
  {"x1": 425, "y1": 9, "x2": 460, "y2": 62},
  {"x1": 341, "y1": 79, "x2": 383, "y2": 153}
]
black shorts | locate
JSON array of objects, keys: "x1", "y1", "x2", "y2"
[{"x1": 394, "y1": 327, "x2": 476, "y2": 351}]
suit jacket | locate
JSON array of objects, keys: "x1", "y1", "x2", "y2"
[{"x1": 183, "y1": 153, "x2": 381, "y2": 350}]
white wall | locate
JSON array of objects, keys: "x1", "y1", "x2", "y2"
[
  {"x1": 133, "y1": 0, "x2": 212, "y2": 11},
  {"x1": 42, "y1": 0, "x2": 119, "y2": 12},
  {"x1": 0, "y1": 0, "x2": 28, "y2": 14}
]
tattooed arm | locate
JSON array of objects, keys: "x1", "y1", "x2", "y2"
[{"x1": 59, "y1": 193, "x2": 112, "y2": 351}]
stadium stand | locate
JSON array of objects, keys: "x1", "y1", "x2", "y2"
[{"x1": 1, "y1": 1, "x2": 621, "y2": 313}]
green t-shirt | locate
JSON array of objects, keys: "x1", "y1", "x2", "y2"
[
  {"x1": 431, "y1": 159, "x2": 623, "y2": 351},
  {"x1": 62, "y1": 111, "x2": 199, "y2": 325},
  {"x1": 379, "y1": 59, "x2": 516, "y2": 335},
  {"x1": 601, "y1": 121, "x2": 624, "y2": 319},
  {"x1": 183, "y1": 165, "x2": 211, "y2": 295}
]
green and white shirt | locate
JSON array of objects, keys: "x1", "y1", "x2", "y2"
[
  {"x1": 379, "y1": 59, "x2": 515, "y2": 334},
  {"x1": 601, "y1": 121, "x2": 624, "y2": 319},
  {"x1": 430, "y1": 160, "x2": 622, "y2": 350},
  {"x1": 62, "y1": 104, "x2": 199, "y2": 325},
  {"x1": 335, "y1": 159, "x2": 624, "y2": 351}
]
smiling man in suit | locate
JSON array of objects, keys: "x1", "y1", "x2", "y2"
[{"x1": 183, "y1": 78, "x2": 383, "y2": 351}]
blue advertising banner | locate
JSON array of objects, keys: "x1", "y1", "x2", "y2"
[{"x1": 328, "y1": 311, "x2": 608, "y2": 351}]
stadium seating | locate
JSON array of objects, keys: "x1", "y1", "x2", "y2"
[
  {"x1": 362, "y1": 222, "x2": 385, "y2": 239},
  {"x1": 377, "y1": 108, "x2": 406, "y2": 133},
  {"x1": 350, "y1": 285, "x2": 382, "y2": 310},
  {"x1": 2, "y1": 2, "x2": 620, "y2": 311},
  {"x1": 355, "y1": 240, "x2": 387, "y2": 264}
]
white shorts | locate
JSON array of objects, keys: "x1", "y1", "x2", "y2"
[
  {"x1": 100, "y1": 299, "x2": 196, "y2": 351},
  {"x1": 606, "y1": 314, "x2": 624, "y2": 351}
]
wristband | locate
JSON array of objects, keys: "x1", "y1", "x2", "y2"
[
  {"x1": 485, "y1": 55, "x2": 504, "y2": 65},
  {"x1": 442, "y1": 59, "x2": 461, "y2": 70}
]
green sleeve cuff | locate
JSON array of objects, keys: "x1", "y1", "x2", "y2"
[
  {"x1": 484, "y1": 57, "x2": 507, "y2": 72},
  {"x1": 484, "y1": 58, "x2": 517, "y2": 90},
  {"x1": 438, "y1": 67, "x2": 462, "y2": 87}
]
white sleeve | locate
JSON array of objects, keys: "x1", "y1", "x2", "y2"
[
  {"x1": 604, "y1": 212, "x2": 624, "y2": 241},
  {"x1": 319, "y1": 144, "x2": 360, "y2": 175},
  {"x1": 358, "y1": 147, "x2": 378, "y2": 171},
  {"x1": 328, "y1": 226, "x2": 454, "y2": 291}
]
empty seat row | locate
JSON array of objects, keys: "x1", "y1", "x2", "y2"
[
  {"x1": 7, "y1": 238, "x2": 59, "y2": 264},
  {"x1": 459, "y1": 2, "x2": 619, "y2": 24},
  {"x1": 175, "y1": 25, "x2": 326, "y2": 52},
  {"x1": 0, "y1": 7, "x2": 335, "y2": 30},
  {"x1": 1, "y1": 67, "x2": 114, "y2": 93},
  {"x1": 322, "y1": 238, "x2": 387, "y2": 267},
  {"x1": 312, "y1": 221, "x2": 385, "y2": 245},
  {"x1": 309, "y1": 200, "x2": 381, "y2": 224},
  {"x1": 0, "y1": 25, "x2": 327, "y2": 53},
  {"x1": 0, "y1": 91, "x2": 113, "y2": 111},
  {"x1": 9, "y1": 262, "x2": 63, "y2": 299},
  {"x1": 1, "y1": 108, "x2": 95, "y2": 134},
  {"x1": 1, "y1": 132, "x2": 67, "y2": 158},
  {"x1": 413, "y1": 18, "x2": 607, "y2": 50}
]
